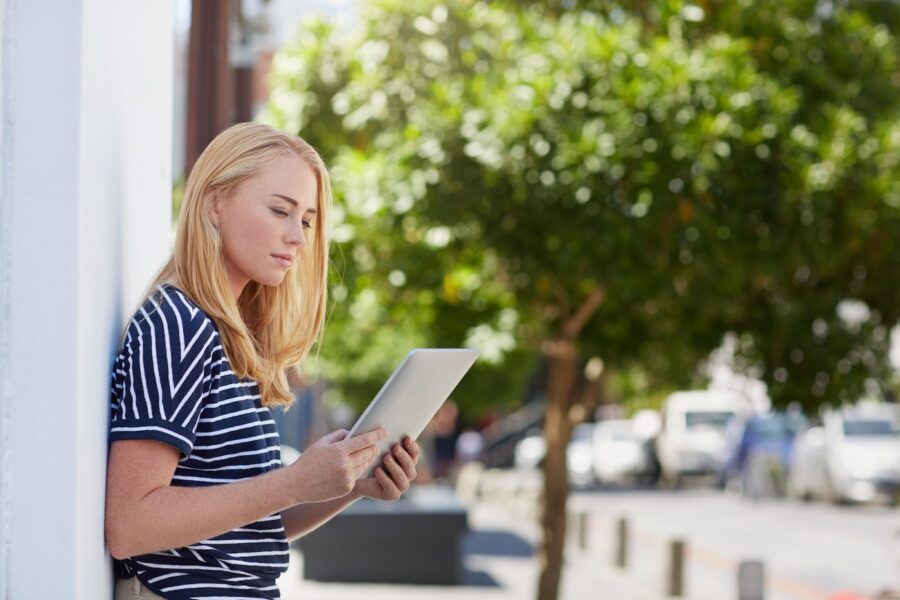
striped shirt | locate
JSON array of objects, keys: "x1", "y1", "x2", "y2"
[{"x1": 108, "y1": 283, "x2": 289, "y2": 599}]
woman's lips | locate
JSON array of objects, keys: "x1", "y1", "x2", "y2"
[{"x1": 272, "y1": 254, "x2": 293, "y2": 268}]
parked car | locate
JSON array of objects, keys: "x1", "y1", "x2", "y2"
[
  {"x1": 719, "y1": 412, "x2": 803, "y2": 496},
  {"x1": 568, "y1": 423, "x2": 596, "y2": 487},
  {"x1": 656, "y1": 390, "x2": 752, "y2": 485},
  {"x1": 513, "y1": 428, "x2": 546, "y2": 471},
  {"x1": 789, "y1": 402, "x2": 900, "y2": 505},
  {"x1": 512, "y1": 423, "x2": 597, "y2": 487},
  {"x1": 591, "y1": 419, "x2": 649, "y2": 485}
]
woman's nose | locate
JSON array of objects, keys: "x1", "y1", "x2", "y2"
[{"x1": 286, "y1": 220, "x2": 305, "y2": 247}]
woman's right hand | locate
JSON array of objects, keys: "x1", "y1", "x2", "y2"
[{"x1": 287, "y1": 428, "x2": 386, "y2": 503}]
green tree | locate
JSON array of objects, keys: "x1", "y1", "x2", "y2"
[{"x1": 262, "y1": 1, "x2": 899, "y2": 598}]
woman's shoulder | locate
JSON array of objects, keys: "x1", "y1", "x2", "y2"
[{"x1": 123, "y1": 282, "x2": 220, "y2": 347}]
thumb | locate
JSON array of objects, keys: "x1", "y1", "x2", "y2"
[
  {"x1": 353, "y1": 477, "x2": 382, "y2": 500},
  {"x1": 319, "y1": 429, "x2": 350, "y2": 444}
]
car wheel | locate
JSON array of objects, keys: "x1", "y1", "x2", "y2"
[
  {"x1": 822, "y1": 470, "x2": 843, "y2": 505},
  {"x1": 714, "y1": 474, "x2": 727, "y2": 490},
  {"x1": 786, "y1": 475, "x2": 805, "y2": 502}
]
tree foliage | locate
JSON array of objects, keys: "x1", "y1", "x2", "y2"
[
  {"x1": 264, "y1": 0, "x2": 899, "y2": 416},
  {"x1": 262, "y1": 3, "x2": 898, "y2": 599}
]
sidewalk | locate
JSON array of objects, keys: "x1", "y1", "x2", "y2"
[
  {"x1": 278, "y1": 476, "x2": 897, "y2": 600},
  {"x1": 279, "y1": 497, "x2": 665, "y2": 600}
]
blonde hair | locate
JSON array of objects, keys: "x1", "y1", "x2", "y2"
[{"x1": 144, "y1": 122, "x2": 331, "y2": 409}]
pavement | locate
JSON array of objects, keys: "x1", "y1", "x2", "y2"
[
  {"x1": 279, "y1": 503, "x2": 650, "y2": 600},
  {"x1": 279, "y1": 487, "x2": 693, "y2": 600},
  {"x1": 277, "y1": 474, "x2": 900, "y2": 600}
]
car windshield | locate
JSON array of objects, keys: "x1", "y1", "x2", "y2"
[
  {"x1": 598, "y1": 423, "x2": 635, "y2": 441},
  {"x1": 843, "y1": 419, "x2": 900, "y2": 437},
  {"x1": 572, "y1": 424, "x2": 594, "y2": 441},
  {"x1": 750, "y1": 416, "x2": 793, "y2": 440},
  {"x1": 685, "y1": 411, "x2": 734, "y2": 429}
]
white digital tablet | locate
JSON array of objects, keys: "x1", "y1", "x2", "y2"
[{"x1": 346, "y1": 348, "x2": 479, "y2": 477}]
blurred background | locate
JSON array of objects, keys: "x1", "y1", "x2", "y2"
[{"x1": 173, "y1": 1, "x2": 899, "y2": 599}]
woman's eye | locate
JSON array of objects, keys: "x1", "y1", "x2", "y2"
[
  {"x1": 302, "y1": 221, "x2": 312, "y2": 230},
  {"x1": 271, "y1": 208, "x2": 289, "y2": 217}
]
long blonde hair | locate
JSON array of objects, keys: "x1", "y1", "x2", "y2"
[{"x1": 145, "y1": 122, "x2": 331, "y2": 409}]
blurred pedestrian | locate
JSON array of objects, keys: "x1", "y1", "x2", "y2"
[
  {"x1": 456, "y1": 427, "x2": 484, "y2": 463},
  {"x1": 105, "y1": 123, "x2": 420, "y2": 599},
  {"x1": 429, "y1": 401, "x2": 460, "y2": 479}
]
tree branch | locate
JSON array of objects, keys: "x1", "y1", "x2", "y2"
[
  {"x1": 562, "y1": 287, "x2": 606, "y2": 340},
  {"x1": 549, "y1": 273, "x2": 571, "y2": 323}
]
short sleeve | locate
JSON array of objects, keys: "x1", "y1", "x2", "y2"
[{"x1": 109, "y1": 290, "x2": 219, "y2": 459}]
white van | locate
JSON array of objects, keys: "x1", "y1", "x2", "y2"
[
  {"x1": 789, "y1": 401, "x2": 900, "y2": 504},
  {"x1": 656, "y1": 390, "x2": 751, "y2": 485}
]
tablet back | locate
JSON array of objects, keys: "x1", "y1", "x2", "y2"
[{"x1": 347, "y1": 348, "x2": 479, "y2": 474}]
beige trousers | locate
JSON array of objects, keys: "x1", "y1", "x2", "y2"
[{"x1": 114, "y1": 576, "x2": 166, "y2": 600}]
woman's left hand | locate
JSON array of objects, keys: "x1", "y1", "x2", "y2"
[{"x1": 353, "y1": 436, "x2": 420, "y2": 501}]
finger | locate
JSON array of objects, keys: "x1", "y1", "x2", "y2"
[
  {"x1": 344, "y1": 428, "x2": 386, "y2": 453},
  {"x1": 320, "y1": 429, "x2": 349, "y2": 444},
  {"x1": 403, "y1": 436, "x2": 421, "y2": 462},
  {"x1": 382, "y1": 453, "x2": 410, "y2": 491},
  {"x1": 348, "y1": 439, "x2": 382, "y2": 459},
  {"x1": 403, "y1": 437, "x2": 420, "y2": 461},
  {"x1": 351, "y1": 446, "x2": 380, "y2": 473},
  {"x1": 374, "y1": 466, "x2": 401, "y2": 501},
  {"x1": 391, "y1": 444, "x2": 417, "y2": 479}
]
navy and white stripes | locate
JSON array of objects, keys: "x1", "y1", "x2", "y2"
[{"x1": 109, "y1": 283, "x2": 289, "y2": 599}]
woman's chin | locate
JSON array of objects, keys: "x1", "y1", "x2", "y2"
[{"x1": 253, "y1": 272, "x2": 289, "y2": 288}]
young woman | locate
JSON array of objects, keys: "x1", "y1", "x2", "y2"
[{"x1": 105, "y1": 122, "x2": 420, "y2": 599}]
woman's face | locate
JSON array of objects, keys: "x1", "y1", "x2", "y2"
[{"x1": 208, "y1": 153, "x2": 319, "y2": 300}]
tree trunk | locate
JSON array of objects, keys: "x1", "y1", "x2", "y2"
[
  {"x1": 535, "y1": 288, "x2": 605, "y2": 600},
  {"x1": 536, "y1": 339, "x2": 579, "y2": 600}
]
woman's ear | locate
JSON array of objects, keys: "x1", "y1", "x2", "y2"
[{"x1": 205, "y1": 191, "x2": 223, "y2": 228}]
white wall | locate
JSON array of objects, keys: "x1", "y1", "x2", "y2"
[
  {"x1": 0, "y1": 1, "x2": 172, "y2": 598},
  {"x1": 0, "y1": 0, "x2": 9, "y2": 595}
]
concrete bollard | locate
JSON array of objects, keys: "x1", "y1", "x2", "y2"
[
  {"x1": 614, "y1": 517, "x2": 629, "y2": 568},
  {"x1": 737, "y1": 560, "x2": 765, "y2": 600},
  {"x1": 577, "y1": 511, "x2": 589, "y2": 550},
  {"x1": 665, "y1": 538, "x2": 685, "y2": 597},
  {"x1": 566, "y1": 510, "x2": 589, "y2": 551}
]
